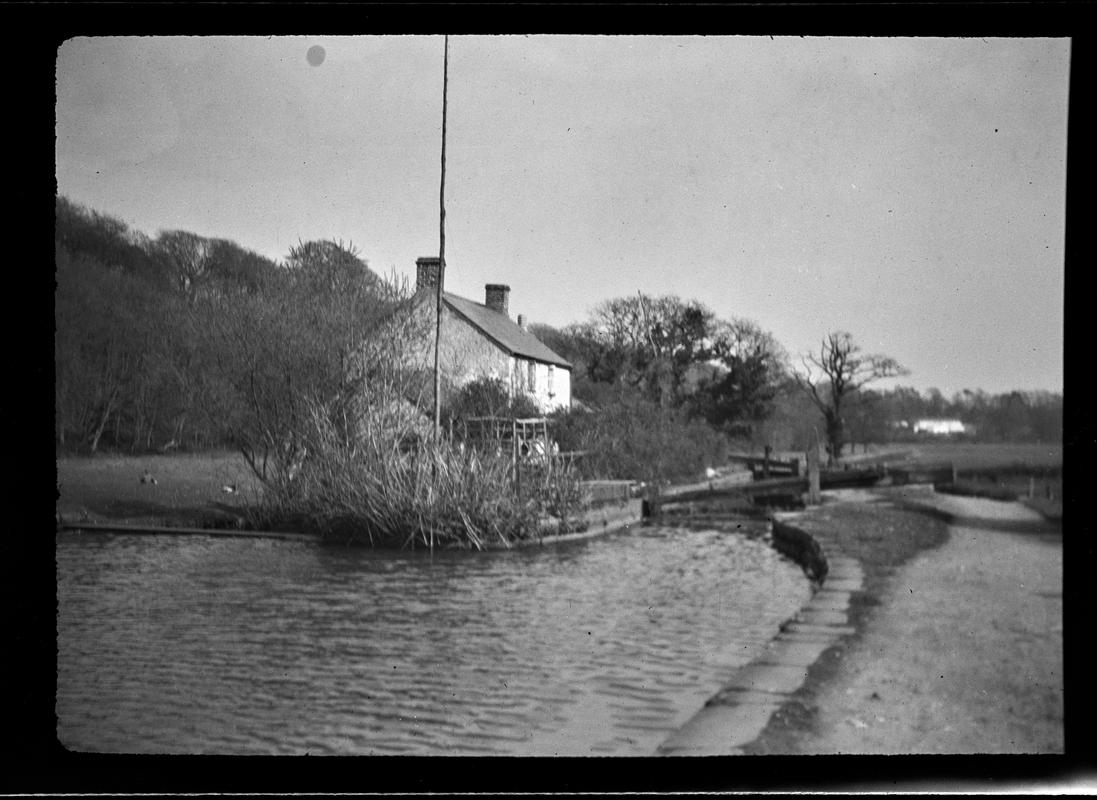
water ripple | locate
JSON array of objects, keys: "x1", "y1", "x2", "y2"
[{"x1": 57, "y1": 522, "x2": 809, "y2": 755}]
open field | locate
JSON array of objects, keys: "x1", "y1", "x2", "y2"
[
  {"x1": 896, "y1": 442, "x2": 1063, "y2": 520},
  {"x1": 56, "y1": 450, "x2": 260, "y2": 526},
  {"x1": 895, "y1": 441, "x2": 1062, "y2": 471},
  {"x1": 773, "y1": 441, "x2": 1062, "y2": 471},
  {"x1": 769, "y1": 442, "x2": 1064, "y2": 521}
]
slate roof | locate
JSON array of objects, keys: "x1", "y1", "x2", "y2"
[{"x1": 439, "y1": 291, "x2": 572, "y2": 369}]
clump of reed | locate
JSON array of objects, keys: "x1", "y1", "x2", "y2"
[
  {"x1": 517, "y1": 458, "x2": 588, "y2": 533},
  {"x1": 250, "y1": 400, "x2": 585, "y2": 549}
]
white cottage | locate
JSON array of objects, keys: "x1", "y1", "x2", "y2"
[{"x1": 410, "y1": 257, "x2": 572, "y2": 413}]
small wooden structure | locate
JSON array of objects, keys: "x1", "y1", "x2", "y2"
[{"x1": 455, "y1": 416, "x2": 549, "y2": 451}]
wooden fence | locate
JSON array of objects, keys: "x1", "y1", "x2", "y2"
[{"x1": 450, "y1": 416, "x2": 584, "y2": 493}]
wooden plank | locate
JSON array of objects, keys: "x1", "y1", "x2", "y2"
[
  {"x1": 659, "y1": 476, "x2": 808, "y2": 505},
  {"x1": 728, "y1": 453, "x2": 800, "y2": 475}
]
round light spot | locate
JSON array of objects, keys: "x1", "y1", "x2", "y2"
[{"x1": 306, "y1": 45, "x2": 326, "y2": 66}]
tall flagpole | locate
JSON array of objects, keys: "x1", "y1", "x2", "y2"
[{"x1": 432, "y1": 35, "x2": 449, "y2": 439}]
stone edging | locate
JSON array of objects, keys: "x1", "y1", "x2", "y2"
[
  {"x1": 769, "y1": 517, "x2": 829, "y2": 584},
  {"x1": 508, "y1": 499, "x2": 645, "y2": 549},
  {"x1": 58, "y1": 498, "x2": 646, "y2": 550},
  {"x1": 657, "y1": 511, "x2": 863, "y2": 755},
  {"x1": 56, "y1": 520, "x2": 318, "y2": 542}
]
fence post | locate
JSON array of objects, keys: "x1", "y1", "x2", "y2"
[
  {"x1": 806, "y1": 446, "x2": 821, "y2": 505},
  {"x1": 512, "y1": 418, "x2": 520, "y2": 495},
  {"x1": 642, "y1": 483, "x2": 661, "y2": 519}
]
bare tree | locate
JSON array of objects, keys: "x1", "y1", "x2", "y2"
[
  {"x1": 154, "y1": 230, "x2": 217, "y2": 303},
  {"x1": 193, "y1": 253, "x2": 424, "y2": 488},
  {"x1": 794, "y1": 331, "x2": 908, "y2": 464}
]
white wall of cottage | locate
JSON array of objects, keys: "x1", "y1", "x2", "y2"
[
  {"x1": 511, "y1": 356, "x2": 571, "y2": 413},
  {"x1": 408, "y1": 297, "x2": 572, "y2": 412}
]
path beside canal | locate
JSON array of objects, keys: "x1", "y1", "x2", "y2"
[{"x1": 743, "y1": 486, "x2": 1063, "y2": 754}]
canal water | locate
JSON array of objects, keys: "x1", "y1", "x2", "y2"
[{"x1": 56, "y1": 522, "x2": 811, "y2": 755}]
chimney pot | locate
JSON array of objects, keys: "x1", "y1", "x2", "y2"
[
  {"x1": 485, "y1": 284, "x2": 510, "y2": 317},
  {"x1": 517, "y1": 314, "x2": 527, "y2": 330},
  {"x1": 416, "y1": 257, "x2": 443, "y2": 294}
]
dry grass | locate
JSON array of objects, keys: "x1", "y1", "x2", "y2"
[
  {"x1": 251, "y1": 426, "x2": 585, "y2": 549},
  {"x1": 221, "y1": 396, "x2": 584, "y2": 548}
]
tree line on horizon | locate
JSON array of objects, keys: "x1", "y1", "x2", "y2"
[{"x1": 54, "y1": 196, "x2": 1062, "y2": 476}]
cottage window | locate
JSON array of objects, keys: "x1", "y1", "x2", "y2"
[
  {"x1": 547, "y1": 365, "x2": 555, "y2": 397},
  {"x1": 528, "y1": 361, "x2": 537, "y2": 393}
]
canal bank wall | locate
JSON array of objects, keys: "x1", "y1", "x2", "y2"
[
  {"x1": 769, "y1": 517, "x2": 829, "y2": 584},
  {"x1": 58, "y1": 496, "x2": 647, "y2": 549},
  {"x1": 522, "y1": 498, "x2": 645, "y2": 547},
  {"x1": 658, "y1": 507, "x2": 864, "y2": 755}
]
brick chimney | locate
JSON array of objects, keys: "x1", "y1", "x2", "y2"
[
  {"x1": 485, "y1": 284, "x2": 510, "y2": 317},
  {"x1": 416, "y1": 257, "x2": 443, "y2": 294}
]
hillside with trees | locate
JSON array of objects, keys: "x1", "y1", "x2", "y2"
[{"x1": 55, "y1": 196, "x2": 402, "y2": 462}]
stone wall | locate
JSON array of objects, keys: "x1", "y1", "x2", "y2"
[
  {"x1": 406, "y1": 299, "x2": 514, "y2": 389},
  {"x1": 770, "y1": 517, "x2": 829, "y2": 584}
]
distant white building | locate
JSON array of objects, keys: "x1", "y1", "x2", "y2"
[{"x1": 912, "y1": 418, "x2": 967, "y2": 436}]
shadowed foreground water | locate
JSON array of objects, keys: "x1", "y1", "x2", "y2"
[{"x1": 57, "y1": 523, "x2": 810, "y2": 755}]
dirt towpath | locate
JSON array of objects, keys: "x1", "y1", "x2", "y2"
[{"x1": 745, "y1": 487, "x2": 1062, "y2": 755}]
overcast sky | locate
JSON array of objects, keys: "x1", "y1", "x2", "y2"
[{"x1": 55, "y1": 35, "x2": 1068, "y2": 396}]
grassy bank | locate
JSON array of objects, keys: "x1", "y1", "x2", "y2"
[
  {"x1": 56, "y1": 450, "x2": 258, "y2": 527},
  {"x1": 775, "y1": 495, "x2": 952, "y2": 597}
]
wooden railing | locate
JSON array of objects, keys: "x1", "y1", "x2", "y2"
[{"x1": 449, "y1": 416, "x2": 585, "y2": 493}]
